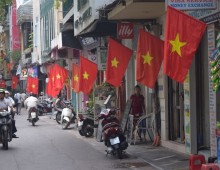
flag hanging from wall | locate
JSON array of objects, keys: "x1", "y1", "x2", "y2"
[
  {"x1": 136, "y1": 29, "x2": 164, "y2": 88},
  {"x1": 79, "y1": 56, "x2": 98, "y2": 95},
  {"x1": 106, "y1": 38, "x2": 133, "y2": 87},
  {"x1": 72, "y1": 64, "x2": 80, "y2": 93},
  {"x1": 164, "y1": 6, "x2": 207, "y2": 83}
]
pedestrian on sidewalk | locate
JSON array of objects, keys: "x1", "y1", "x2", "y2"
[
  {"x1": 14, "y1": 90, "x2": 22, "y2": 115},
  {"x1": 130, "y1": 85, "x2": 146, "y2": 141}
]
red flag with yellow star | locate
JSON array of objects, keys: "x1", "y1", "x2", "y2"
[
  {"x1": 72, "y1": 64, "x2": 80, "y2": 93},
  {"x1": 106, "y1": 38, "x2": 133, "y2": 87},
  {"x1": 53, "y1": 64, "x2": 68, "y2": 90},
  {"x1": 79, "y1": 56, "x2": 98, "y2": 94},
  {"x1": 136, "y1": 29, "x2": 164, "y2": 88},
  {"x1": 12, "y1": 76, "x2": 19, "y2": 89},
  {"x1": 164, "y1": 6, "x2": 206, "y2": 83},
  {"x1": 26, "y1": 77, "x2": 38, "y2": 94},
  {"x1": 46, "y1": 68, "x2": 58, "y2": 97}
]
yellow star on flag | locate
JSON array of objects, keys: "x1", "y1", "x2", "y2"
[
  {"x1": 169, "y1": 33, "x2": 187, "y2": 57},
  {"x1": 83, "y1": 71, "x2": 89, "y2": 80},
  {"x1": 56, "y1": 74, "x2": 61, "y2": 79},
  {"x1": 74, "y1": 75, "x2": 79, "y2": 82},
  {"x1": 111, "y1": 57, "x2": 119, "y2": 68},
  {"x1": 32, "y1": 84, "x2": 35, "y2": 88},
  {"x1": 142, "y1": 52, "x2": 153, "y2": 65}
]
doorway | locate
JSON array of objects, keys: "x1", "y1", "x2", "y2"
[{"x1": 168, "y1": 78, "x2": 185, "y2": 144}]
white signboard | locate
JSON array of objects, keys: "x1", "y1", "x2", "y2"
[
  {"x1": 207, "y1": 24, "x2": 217, "y2": 156},
  {"x1": 166, "y1": 0, "x2": 217, "y2": 10}
]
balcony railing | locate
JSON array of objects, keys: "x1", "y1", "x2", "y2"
[{"x1": 63, "y1": 0, "x2": 74, "y2": 17}]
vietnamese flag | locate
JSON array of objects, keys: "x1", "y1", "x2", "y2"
[
  {"x1": 26, "y1": 77, "x2": 38, "y2": 94},
  {"x1": 79, "y1": 56, "x2": 98, "y2": 94},
  {"x1": 106, "y1": 38, "x2": 133, "y2": 87},
  {"x1": 46, "y1": 71, "x2": 56, "y2": 97},
  {"x1": 53, "y1": 64, "x2": 68, "y2": 90},
  {"x1": 164, "y1": 6, "x2": 207, "y2": 83},
  {"x1": 72, "y1": 64, "x2": 80, "y2": 93},
  {"x1": 136, "y1": 29, "x2": 164, "y2": 89},
  {"x1": 12, "y1": 76, "x2": 19, "y2": 89},
  {"x1": 0, "y1": 80, "x2": 6, "y2": 88}
]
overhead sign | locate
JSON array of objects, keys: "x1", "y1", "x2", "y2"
[
  {"x1": 166, "y1": 0, "x2": 217, "y2": 10},
  {"x1": 117, "y1": 22, "x2": 134, "y2": 39}
]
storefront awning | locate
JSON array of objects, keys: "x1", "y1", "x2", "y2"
[
  {"x1": 62, "y1": 30, "x2": 83, "y2": 50},
  {"x1": 78, "y1": 20, "x2": 117, "y2": 37},
  {"x1": 107, "y1": 0, "x2": 165, "y2": 20}
]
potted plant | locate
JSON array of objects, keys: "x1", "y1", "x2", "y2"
[{"x1": 216, "y1": 122, "x2": 220, "y2": 136}]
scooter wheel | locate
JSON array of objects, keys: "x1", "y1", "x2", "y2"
[
  {"x1": 117, "y1": 149, "x2": 123, "y2": 159},
  {"x1": 83, "y1": 124, "x2": 94, "y2": 137},
  {"x1": 56, "y1": 112, "x2": 61, "y2": 124},
  {"x1": 78, "y1": 130, "x2": 85, "y2": 136}
]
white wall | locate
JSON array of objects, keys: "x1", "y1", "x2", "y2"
[{"x1": 33, "y1": 0, "x2": 41, "y2": 63}]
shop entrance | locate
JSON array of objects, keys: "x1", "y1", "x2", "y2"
[{"x1": 168, "y1": 79, "x2": 185, "y2": 143}]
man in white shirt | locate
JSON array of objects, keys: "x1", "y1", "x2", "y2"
[
  {"x1": 24, "y1": 93, "x2": 39, "y2": 120},
  {"x1": 5, "y1": 91, "x2": 15, "y2": 118}
]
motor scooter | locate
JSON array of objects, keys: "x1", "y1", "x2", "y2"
[
  {"x1": 61, "y1": 104, "x2": 76, "y2": 129},
  {"x1": 78, "y1": 107, "x2": 96, "y2": 137},
  {"x1": 28, "y1": 107, "x2": 39, "y2": 126},
  {"x1": 97, "y1": 109, "x2": 128, "y2": 159},
  {"x1": 37, "y1": 99, "x2": 53, "y2": 116},
  {"x1": 0, "y1": 110, "x2": 13, "y2": 150}
]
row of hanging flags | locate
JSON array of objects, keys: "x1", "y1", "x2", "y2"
[{"x1": 15, "y1": 6, "x2": 207, "y2": 96}]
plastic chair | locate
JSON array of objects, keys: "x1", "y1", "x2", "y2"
[
  {"x1": 201, "y1": 163, "x2": 219, "y2": 170},
  {"x1": 189, "y1": 154, "x2": 206, "y2": 170}
]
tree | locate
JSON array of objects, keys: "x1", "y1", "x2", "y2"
[{"x1": 0, "y1": 0, "x2": 12, "y2": 24}]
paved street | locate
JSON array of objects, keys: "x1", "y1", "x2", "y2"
[{"x1": 0, "y1": 109, "x2": 156, "y2": 170}]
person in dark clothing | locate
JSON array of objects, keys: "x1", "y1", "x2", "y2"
[
  {"x1": 0, "y1": 89, "x2": 18, "y2": 138},
  {"x1": 130, "y1": 85, "x2": 146, "y2": 140}
]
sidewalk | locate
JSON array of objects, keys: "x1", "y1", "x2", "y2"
[
  {"x1": 42, "y1": 114, "x2": 189, "y2": 170},
  {"x1": 72, "y1": 129, "x2": 189, "y2": 170}
]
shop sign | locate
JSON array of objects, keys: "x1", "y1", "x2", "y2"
[
  {"x1": 186, "y1": 9, "x2": 218, "y2": 19},
  {"x1": 201, "y1": 11, "x2": 220, "y2": 23},
  {"x1": 184, "y1": 73, "x2": 191, "y2": 154},
  {"x1": 207, "y1": 24, "x2": 217, "y2": 156},
  {"x1": 20, "y1": 68, "x2": 28, "y2": 78},
  {"x1": 97, "y1": 47, "x2": 107, "y2": 71},
  {"x1": 28, "y1": 66, "x2": 38, "y2": 78},
  {"x1": 117, "y1": 22, "x2": 134, "y2": 39},
  {"x1": 166, "y1": 0, "x2": 217, "y2": 10}
]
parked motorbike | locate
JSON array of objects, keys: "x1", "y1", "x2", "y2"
[
  {"x1": 97, "y1": 109, "x2": 128, "y2": 159},
  {"x1": 28, "y1": 107, "x2": 39, "y2": 126},
  {"x1": 37, "y1": 99, "x2": 53, "y2": 116},
  {"x1": 61, "y1": 103, "x2": 76, "y2": 129},
  {"x1": 55, "y1": 100, "x2": 68, "y2": 124},
  {"x1": 0, "y1": 111, "x2": 13, "y2": 150},
  {"x1": 78, "y1": 107, "x2": 95, "y2": 137}
]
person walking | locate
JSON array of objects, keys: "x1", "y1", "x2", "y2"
[
  {"x1": 21, "y1": 90, "x2": 27, "y2": 107},
  {"x1": 14, "y1": 91, "x2": 22, "y2": 115}
]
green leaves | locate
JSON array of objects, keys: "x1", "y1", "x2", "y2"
[{"x1": 0, "y1": 0, "x2": 12, "y2": 23}]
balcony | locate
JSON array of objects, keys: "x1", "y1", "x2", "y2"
[
  {"x1": 63, "y1": 0, "x2": 74, "y2": 24},
  {"x1": 63, "y1": 0, "x2": 74, "y2": 17},
  {"x1": 17, "y1": 0, "x2": 33, "y2": 25}
]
